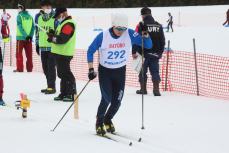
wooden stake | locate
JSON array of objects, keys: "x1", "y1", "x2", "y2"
[{"x1": 74, "y1": 94, "x2": 79, "y2": 119}]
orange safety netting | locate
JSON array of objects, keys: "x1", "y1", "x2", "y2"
[{"x1": 2, "y1": 41, "x2": 229, "y2": 100}]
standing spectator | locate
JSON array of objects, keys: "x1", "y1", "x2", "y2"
[
  {"x1": 223, "y1": 9, "x2": 229, "y2": 26},
  {"x1": 35, "y1": 0, "x2": 57, "y2": 94},
  {"x1": 0, "y1": 21, "x2": 5, "y2": 106},
  {"x1": 14, "y1": 3, "x2": 35, "y2": 72},
  {"x1": 47, "y1": 8, "x2": 77, "y2": 102},
  {"x1": 167, "y1": 12, "x2": 173, "y2": 32},
  {"x1": 1, "y1": 9, "x2": 11, "y2": 39},
  {"x1": 133, "y1": 7, "x2": 165, "y2": 96}
]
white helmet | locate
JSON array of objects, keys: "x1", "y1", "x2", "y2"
[{"x1": 111, "y1": 13, "x2": 128, "y2": 28}]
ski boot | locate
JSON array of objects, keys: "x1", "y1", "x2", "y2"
[
  {"x1": 54, "y1": 94, "x2": 64, "y2": 101},
  {"x1": 45, "y1": 88, "x2": 56, "y2": 94},
  {"x1": 153, "y1": 80, "x2": 161, "y2": 96},
  {"x1": 96, "y1": 123, "x2": 106, "y2": 136},
  {"x1": 136, "y1": 82, "x2": 147, "y2": 95},
  {"x1": 63, "y1": 95, "x2": 74, "y2": 102},
  {"x1": 104, "y1": 119, "x2": 115, "y2": 133}
]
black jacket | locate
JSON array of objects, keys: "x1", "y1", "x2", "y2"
[{"x1": 132, "y1": 15, "x2": 165, "y2": 59}]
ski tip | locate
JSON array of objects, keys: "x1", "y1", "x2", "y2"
[{"x1": 138, "y1": 138, "x2": 142, "y2": 142}]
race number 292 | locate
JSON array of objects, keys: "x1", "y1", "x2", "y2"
[{"x1": 107, "y1": 50, "x2": 126, "y2": 59}]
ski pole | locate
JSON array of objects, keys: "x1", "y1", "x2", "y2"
[
  {"x1": 141, "y1": 31, "x2": 145, "y2": 130},
  {"x1": 51, "y1": 80, "x2": 91, "y2": 132},
  {"x1": 35, "y1": 24, "x2": 49, "y2": 33}
]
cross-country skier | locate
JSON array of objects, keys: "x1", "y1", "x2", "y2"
[
  {"x1": 47, "y1": 8, "x2": 77, "y2": 102},
  {"x1": 167, "y1": 12, "x2": 173, "y2": 32},
  {"x1": 87, "y1": 13, "x2": 153, "y2": 135},
  {"x1": 0, "y1": 22, "x2": 5, "y2": 106},
  {"x1": 14, "y1": 3, "x2": 35, "y2": 72},
  {"x1": 1, "y1": 9, "x2": 11, "y2": 40},
  {"x1": 133, "y1": 7, "x2": 165, "y2": 96},
  {"x1": 35, "y1": 0, "x2": 57, "y2": 94},
  {"x1": 223, "y1": 9, "x2": 229, "y2": 26}
]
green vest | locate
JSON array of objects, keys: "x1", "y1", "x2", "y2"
[
  {"x1": 17, "y1": 14, "x2": 33, "y2": 37},
  {"x1": 38, "y1": 15, "x2": 55, "y2": 47},
  {"x1": 51, "y1": 19, "x2": 76, "y2": 56}
]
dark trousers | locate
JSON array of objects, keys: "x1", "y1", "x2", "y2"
[
  {"x1": 167, "y1": 21, "x2": 173, "y2": 32},
  {"x1": 0, "y1": 75, "x2": 3, "y2": 98},
  {"x1": 52, "y1": 53, "x2": 76, "y2": 96},
  {"x1": 16, "y1": 40, "x2": 33, "y2": 72},
  {"x1": 97, "y1": 65, "x2": 126, "y2": 125},
  {"x1": 41, "y1": 52, "x2": 56, "y2": 89},
  {"x1": 139, "y1": 58, "x2": 161, "y2": 83},
  {"x1": 0, "y1": 47, "x2": 3, "y2": 98}
]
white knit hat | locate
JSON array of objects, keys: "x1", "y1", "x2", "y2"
[{"x1": 111, "y1": 13, "x2": 128, "y2": 28}]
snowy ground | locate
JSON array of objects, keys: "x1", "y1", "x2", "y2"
[
  {"x1": 1, "y1": 5, "x2": 229, "y2": 153},
  {"x1": 1, "y1": 67, "x2": 229, "y2": 153}
]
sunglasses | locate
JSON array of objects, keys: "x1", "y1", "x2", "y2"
[{"x1": 115, "y1": 27, "x2": 127, "y2": 32}]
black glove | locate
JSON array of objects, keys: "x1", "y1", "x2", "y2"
[
  {"x1": 139, "y1": 21, "x2": 147, "y2": 32},
  {"x1": 26, "y1": 36, "x2": 32, "y2": 42},
  {"x1": 47, "y1": 29, "x2": 55, "y2": 43},
  {"x1": 47, "y1": 29, "x2": 55, "y2": 37},
  {"x1": 88, "y1": 68, "x2": 97, "y2": 80},
  {"x1": 47, "y1": 37, "x2": 53, "y2": 43},
  {"x1": 139, "y1": 22, "x2": 149, "y2": 37},
  {"x1": 36, "y1": 45, "x2": 40, "y2": 55}
]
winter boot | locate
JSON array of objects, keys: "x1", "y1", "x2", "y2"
[
  {"x1": 45, "y1": 88, "x2": 56, "y2": 94},
  {"x1": 136, "y1": 82, "x2": 147, "y2": 95},
  {"x1": 96, "y1": 120, "x2": 106, "y2": 136},
  {"x1": 104, "y1": 118, "x2": 115, "y2": 133},
  {"x1": 63, "y1": 95, "x2": 74, "y2": 102},
  {"x1": 54, "y1": 94, "x2": 64, "y2": 101},
  {"x1": 0, "y1": 98, "x2": 5, "y2": 106},
  {"x1": 41, "y1": 88, "x2": 47, "y2": 93},
  {"x1": 153, "y1": 80, "x2": 161, "y2": 96},
  {"x1": 13, "y1": 70, "x2": 23, "y2": 73}
]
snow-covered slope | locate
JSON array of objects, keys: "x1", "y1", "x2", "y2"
[{"x1": 1, "y1": 67, "x2": 229, "y2": 153}]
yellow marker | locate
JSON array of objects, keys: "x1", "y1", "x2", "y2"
[
  {"x1": 20, "y1": 94, "x2": 31, "y2": 118},
  {"x1": 20, "y1": 99, "x2": 31, "y2": 108}
]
